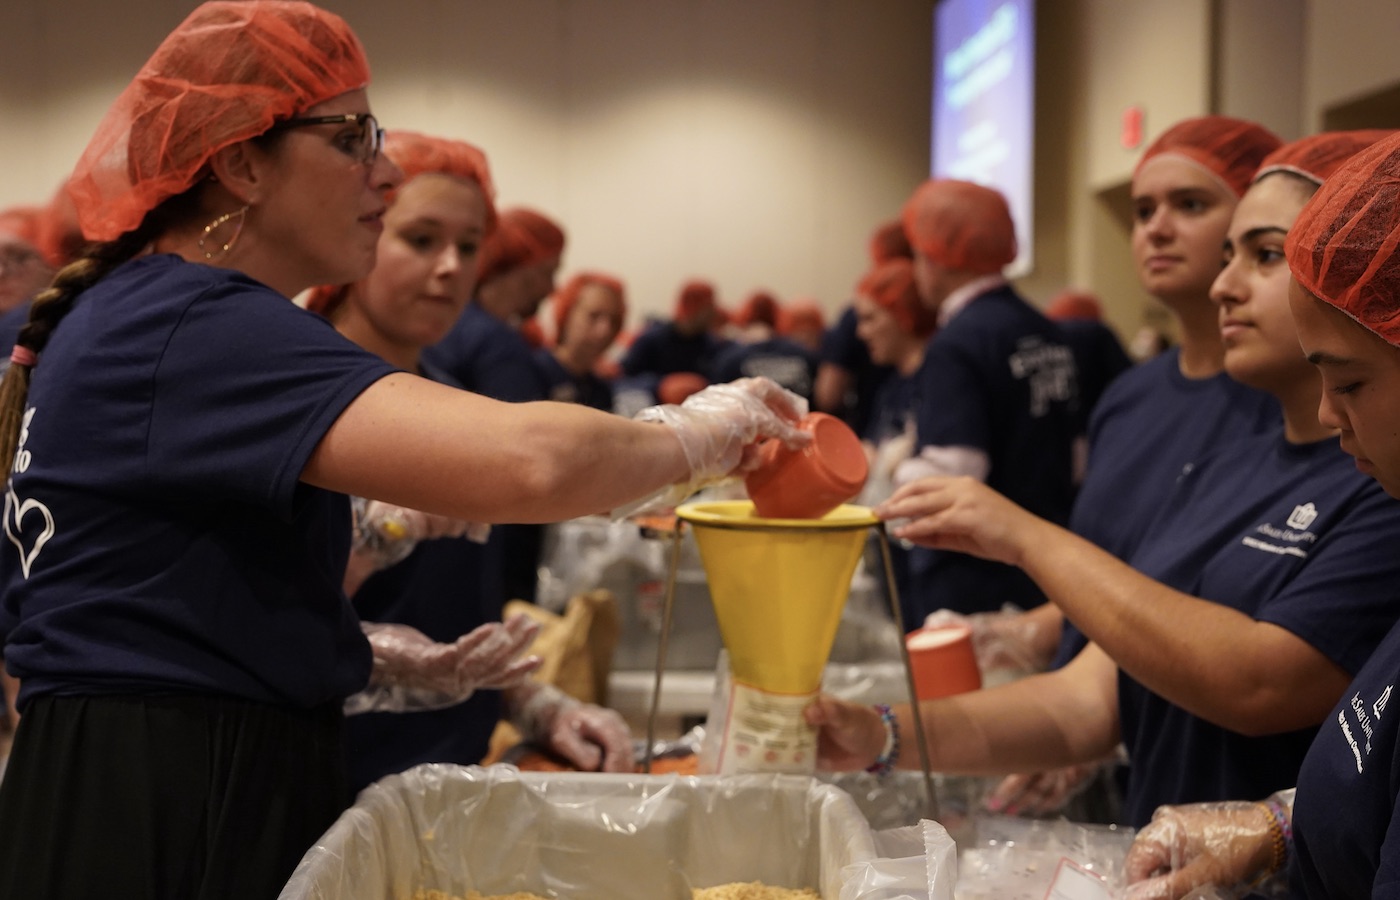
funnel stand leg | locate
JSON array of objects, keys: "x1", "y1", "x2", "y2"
[
  {"x1": 875, "y1": 524, "x2": 939, "y2": 821},
  {"x1": 643, "y1": 523, "x2": 686, "y2": 773}
]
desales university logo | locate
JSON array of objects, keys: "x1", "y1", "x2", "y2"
[
  {"x1": 1239, "y1": 501, "x2": 1319, "y2": 559},
  {"x1": 4, "y1": 407, "x2": 55, "y2": 579}
]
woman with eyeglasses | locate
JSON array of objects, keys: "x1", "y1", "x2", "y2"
[{"x1": 0, "y1": 4, "x2": 804, "y2": 898}]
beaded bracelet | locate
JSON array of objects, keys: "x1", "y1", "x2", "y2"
[
  {"x1": 864, "y1": 704, "x2": 901, "y2": 777},
  {"x1": 1261, "y1": 799, "x2": 1292, "y2": 876}
]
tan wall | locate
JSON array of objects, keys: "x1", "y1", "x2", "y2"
[
  {"x1": 1304, "y1": 0, "x2": 1400, "y2": 127},
  {"x1": 0, "y1": 0, "x2": 932, "y2": 326},
  {"x1": 7, "y1": 1, "x2": 1400, "y2": 339}
]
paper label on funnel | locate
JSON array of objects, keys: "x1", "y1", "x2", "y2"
[{"x1": 715, "y1": 681, "x2": 818, "y2": 775}]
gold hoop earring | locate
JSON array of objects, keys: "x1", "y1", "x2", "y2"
[{"x1": 198, "y1": 205, "x2": 249, "y2": 260}]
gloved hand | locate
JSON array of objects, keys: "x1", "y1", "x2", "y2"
[
  {"x1": 352, "y1": 498, "x2": 491, "y2": 571},
  {"x1": 924, "y1": 605, "x2": 1051, "y2": 679},
  {"x1": 510, "y1": 682, "x2": 635, "y2": 772},
  {"x1": 624, "y1": 377, "x2": 810, "y2": 514},
  {"x1": 1123, "y1": 795, "x2": 1293, "y2": 899},
  {"x1": 983, "y1": 761, "x2": 1104, "y2": 817},
  {"x1": 344, "y1": 614, "x2": 542, "y2": 715}
]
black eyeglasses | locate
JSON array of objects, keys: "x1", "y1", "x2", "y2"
[{"x1": 269, "y1": 113, "x2": 384, "y2": 166}]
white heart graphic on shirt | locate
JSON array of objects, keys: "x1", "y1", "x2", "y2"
[{"x1": 4, "y1": 486, "x2": 55, "y2": 580}]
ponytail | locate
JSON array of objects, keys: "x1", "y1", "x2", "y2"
[{"x1": 0, "y1": 224, "x2": 155, "y2": 469}]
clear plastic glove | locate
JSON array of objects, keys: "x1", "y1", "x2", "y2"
[
  {"x1": 353, "y1": 498, "x2": 491, "y2": 571},
  {"x1": 511, "y1": 682, "x2": 635, "y2": 772},
  {"x1": 623, "y1": 376, "x2": 810, "y2": 514},
  {"x1": 1123, "y1": 797, "x2": 1291, "y2": 900},
  {"x1": 924, "y1": 605, "x2": 1051, "y2": 679},
  {"x1": 344, "y1": 614, "x2": 543, "y2": 715},
  {"x1": 984, "y1": 761, "x2": 1103, "y2": 817}
]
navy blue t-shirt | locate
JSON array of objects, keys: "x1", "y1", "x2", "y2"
[
  {"x1": 864, "y1": 370, "x2": 921, "y2": 446},
  {"x1": 819, "y1": 305, "x2": 892, "y2": 437},
  {"x1": 1292, "y1": 616, "x2": 1400, "y2": 899},
  {"x1": 534, "y1": 348, "x2": 615, "y2": 412},
  {"x1": 1115, "y1": 430, "x2": 1400, "y2": 826},
  {"x1": 711, "y1": 336, "x2": 819, "y2": 401},
  {"x1": 422, "y1": 302, "x2": 550, "y2": 403},
  {"x1": 1054, "y1": 351, "x2": 1279, "y2": 664},
  {"x1": 1056, "y1": 318, "x2": 1133, "y2": 434},
  {"x1": 906, "y1": 286, "x2": 1080, "y2": 617},
  {"x1": 620, "y1": 322, "x2": 729, "y2": 380},
  {"x1": 0, "y1": 254, "x2": 397, "y2": 709}
]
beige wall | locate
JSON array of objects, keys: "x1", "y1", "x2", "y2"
[
  {"x1": 7, "y1": 1, "x2": 1400, "y2": 338},
  {"x1": 0, "y1": 0, "x2": 932, "y2": 327},
  {"x1": 1304, "y1": 0, "x2": 1400, "y2": 127}
]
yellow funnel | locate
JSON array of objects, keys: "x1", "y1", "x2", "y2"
[{"x1": 678, "y1": 500, "x2": 878, "y2": 694}]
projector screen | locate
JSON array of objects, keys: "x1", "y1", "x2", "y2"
[{"x1": 932, "y1": 0, "x2": 1035, "y2": 276}]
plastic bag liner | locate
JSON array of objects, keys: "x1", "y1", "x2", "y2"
[{"x1": 279, "y1": 764, "x2": 955, "y2": 900}]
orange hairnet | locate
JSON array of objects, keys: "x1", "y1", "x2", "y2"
[
  {"x1": 68, "y1": 0, "x2": 370, "y2": 242},
  {"x1": 1134, "y1": 116, "x2": 1282, "y2": 198},
  {"x1": 901, "y1": 179, "x2": 1017, "y2": 275},
  {"x1": 780, "y1": 300, "x2": 826, "y2": 336},
  {"x1": 477, "y1": 207, "x2": 566, "y2": 287},
  {"x1": 1044, "y1": 289, "x2": 1103, "y2": 322},
  {"x1": 383, "y1": 130, "x2": 498, "y2": 234},
  {"x1": 1286, "y1": 131, "x2": 1400, "y2": 346},
  {"x1": 735, "y1": 291, "x2": 780, "y2": 329},
  {"x1": 858, "y1": 258, "x2": 936, "y2": 337},
  {"x1": 658, "y1": 372, "x2": 709, "y2": 405},
  {"x1": 674, "y1": 279, "x2": 717, "y2": 321},
  {"x1": 552, "y1": 271, "x2": 627, "y2": 339},
  {"x1": 868, "y1": 218, "x2": 912, "y2": 265},
  {"x1": 1254, "y1": 130, "x2": 1396, "y2": 187}
]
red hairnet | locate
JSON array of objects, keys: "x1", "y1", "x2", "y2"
[
  {"x1": 658, "y1": 372, "x2": 709, "y2": 405},
  {"x1": 1134, "y1": 115, "x2": 1281, "y2": 198},
  {"x1": 734, "y1": 291, "x2": 780, "y2": 329},
  {"x1": 0, "y1": 207, "x2": 42, "y2": 246},
  {"x1": 1286, "y1": 130, "x2": 1400, "y2": 346},
  {"x1": 1044, "y1": 289, "x2": 1103, "y2": 322},
  {"x1": 68, "y1": 0, "x2": 370, "y2": 242},
  {"x1": 674, "y1": 279, "x2": 717, "y2": 320},
  {"x1": 858, "y1": 258, "x2": 936, "y2": 337},
  {"x1": 901, "y1": 179, "x2": 1017, "y2": 275},
  {"x1": 780, "y1": 300, "x2": 826, "y2": 335},
  {"x1": 552, "y1": 271, "x2": 627, "y2": 339},
  {"x1": 476, "y1": 207, "x2": 566, "y2": 287},
  {"x1": 383, "y1": 130, "x2": 498, "y2": 233},
  {"x1": 1254, "y1": 130, "x2": 1396, "y2": 187},
  {"x1": 868, "y1": 218, "x2": 912, "y2": 264}
]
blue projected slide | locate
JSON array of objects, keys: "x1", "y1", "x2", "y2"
[{"x1": 933, "y1": 0, "x2": 1035, "y2": 275}]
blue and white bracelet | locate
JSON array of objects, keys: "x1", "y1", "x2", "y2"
[{"x1": 864, "y1": 703, "x2": 901, "y2": 776}]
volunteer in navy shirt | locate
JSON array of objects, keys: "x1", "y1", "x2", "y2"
[
  {"x1": 1044, "y1": 116, "x2": 1283, "y2": 670},
  {"x1": 620, "y1": 278, "x2": 730, "y2": 381},
  {"x1": 0, "y1": 14, "x2": 810, "y2": 895},
  {"x1": 535, "y1": 271, "x2": 628, "y2": 412},
  {"x1": 805, "y1": 133, "x2": 1400, "y2": 840},
  {"x1": 712, "y1": 291, "x2": 819, "y2": 402},
  {"x1": 893, "y1": 179, "x2": 1079, "y2": 618}
]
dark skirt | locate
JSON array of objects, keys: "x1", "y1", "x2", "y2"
[{"x1": 0, "y1": 693, "x2": 347, "y2": 900}]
